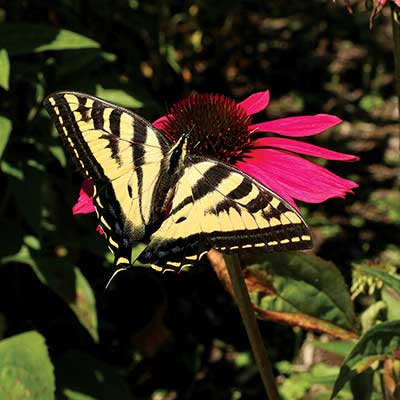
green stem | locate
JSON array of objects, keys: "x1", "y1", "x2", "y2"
[
  {"x1": 391, "y1": 3, "x2": 400, "y2": 121},
  {"x1": 225, "y1": 254, "x2": 280, "y2": 400}
]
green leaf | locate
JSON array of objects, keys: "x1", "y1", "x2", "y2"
[
  {"x1": 0, "y1": 331, "x2": 55, "y2": 399},
  {"x1": 382, "y1": 287, "x2": 400, "y2": 320},
  {"x1": 0, "y1": 116, "x2": 12, "y2": 159},
  {"x1": 0, "y1": 49, "x2": 10, "y2": 90},
  {"x1": 5, "y1": 160, "x2": 44, "y2": 235},
  {"x1": 48, "y1": 145, "x2": 67, "y2": 167},
  {"x1": 241, "y1": 253, "x2": 359, "y2": 339},
  {"x1": 31, "y1": 257, "x2": 99, "y2": 342},
  {"x1": 95, "y1": 85, "x2": 144, "y2": 108},
  {"x1": 331, "y1": 320, "x2": 400, "y2": 399},
  {"x1": 350, "y1": 368, "x2": 374, "y2": 400},
  {"x1": 1, "y1": 241, "x2": 98, "y2": 342},
  {"x1": 55, "y1": 351, "x2": 134, "y2": 400},
  {"x1": 0, "y1": 220, "x2": 23, "y2": 258},
  {"x1": 163, "y1": 44, "x2": 181, "y2": 73},
  {"x1": 311, "y1": 341, "x2": 355, "y2": 358},
  {"x1": 0, "y1": 23, "x2": 99, "y2": 55}
]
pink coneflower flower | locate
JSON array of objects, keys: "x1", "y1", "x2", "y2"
[{"x1": 73, "y1": 89, "x2": 358, "y2": 218}]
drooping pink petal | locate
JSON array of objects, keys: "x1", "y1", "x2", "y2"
[
  {"x1": 250, "y1": 137, "x2": 359, "y2": 161},
  {"x1": 72, "y1": 179, "x2": 96, "y2": 215},
  {"x1": 237, "y1": 149, "x2": 358, "y2": 203},
  {"x1": 238, "y1": 90, "x2": 270, "y2": 115},
  {"x1": 249, "y1": 114, "x2": 342, "y2": 137},
  {"x1": 152, "y1": 114, "x2": 173, "y2": 130}
]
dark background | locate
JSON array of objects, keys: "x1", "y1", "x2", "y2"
[{"x1": 0, "y1": 1, "x2": 398, "y2": 399}]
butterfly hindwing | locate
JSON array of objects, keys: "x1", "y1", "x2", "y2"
[
  {"x1": 139, "y1": 157, "x2": 312, "y2": 271},
  {"x1": 44, "y1": 92, "x2": 170, "y2": 264}
]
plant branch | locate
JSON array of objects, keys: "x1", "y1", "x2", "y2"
[{"x1": 208, "y1": 250, "x2": 280, "y2": 400}]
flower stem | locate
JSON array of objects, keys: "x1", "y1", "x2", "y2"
[
  {"x1": 391, "y1": 3, "x2": 400, "y2": 120},
  {"x1": 224, "y1": 254, "x2": 280, "y2": 400}
]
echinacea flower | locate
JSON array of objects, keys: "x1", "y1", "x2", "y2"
[{"x1": 73, "y1": 89, "x2": 358, "y2": 220}]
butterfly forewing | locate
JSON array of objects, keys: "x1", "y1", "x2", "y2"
[
  {"x1": 44, "y1": 92, "x2": 170, "y2": 265},
  {"x1": 139, "y1": 157, "x2": 312, "y2": 271}
]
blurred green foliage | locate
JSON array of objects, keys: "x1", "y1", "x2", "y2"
[{"x1": 0, "y1": 1, "x2": 399, "y2": 399}]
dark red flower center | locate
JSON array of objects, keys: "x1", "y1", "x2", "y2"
[{"x1": 159, "y1": 94, "x2": 252, "y2": 162}]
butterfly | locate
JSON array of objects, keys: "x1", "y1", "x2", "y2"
[{"x1": 44, "y1": 92, "x2": 312, "y2": 273}]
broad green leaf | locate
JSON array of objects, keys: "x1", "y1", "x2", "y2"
[
  {"x1": 55, "y1": 351, "x2": 133, "y2": 400},
  {"x1": 0, "y1": 331, "x2": 55, "y2": 400},
  {"x1": 95, "y1": 85, "x2": 144, "y2": 108},
  {"x1": 1, "y1": 240, "x2": 98, "y2": 342},
  {"x1": 331, "y1": 320, "x2": 400, "y2": 399},
  {"x1": 0, "y1": 23, "x2": 99, "y2": 55},
  {"x1": 239, "y1": 253, "x2": 358, "y2": 339},
  {"x1": 0, "y1": 116, "x2": 12, "y2": 159},
  {"x1": 0, "y1": 49, "x2": 10, "y2": 90}
]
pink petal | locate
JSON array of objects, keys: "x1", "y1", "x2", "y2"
[
  {"x1": 72, "y1": 179, "x2": 96, "y2": 215},
  {"x1": 237, "y1": 149, "x2": 358, "y2": 204},
  {"x1": 152, "y1": 114, "x2": 173, "y2": 130},
  {"x1": 235, "y1": 161, "x2": 298, "y2": 209},
  {"x1": 250, "y1": 137, "x2": 359, "y2": 161},
  {"x1": 249, "y1": 114, "x2": 342, "y2": 137},
  {"x1": 96, "y1": 225, "x2": 105, "y2": 235},
  {"x1": 238, "y1": 90, "x2": 270, "y2": 116}
]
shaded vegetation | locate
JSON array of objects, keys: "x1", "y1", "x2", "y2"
[{"x1": 0, "y1": 1, "x2": 398, "y2": 399}]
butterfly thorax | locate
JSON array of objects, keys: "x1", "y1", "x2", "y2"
[{"x1": 155, "y1": 133, "x2": 190, "y2": 218}]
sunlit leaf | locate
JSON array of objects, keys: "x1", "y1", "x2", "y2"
[
  {"x1": 0, "y1": 23, "x2": 99, "y2": 55},
  {"x1": 0, "y1": 49, "x2": 10, "y2": 90},
  {"x1": 95, "y1": 85, "x2": 144, "y2": 108},
  {"x1": 0, "y1": 116, "x2": 11, "y2": 159},
  {"x1": 0, "y1": 331, "x2": 55, "y2": 399},
  {"x1": 331, "y1": 320, "x2": 400, "y2": 399},
  {"x1": 56, "y1": 351, "x2": 133, "y2": 400}
]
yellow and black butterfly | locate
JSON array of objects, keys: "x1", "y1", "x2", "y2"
[{"x1": 44, "y1": 92, "x2": 312, "y2": 273}]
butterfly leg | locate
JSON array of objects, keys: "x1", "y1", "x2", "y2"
[{"x1": 105, "y1": 240, "x2": 132, "y2": 290}]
